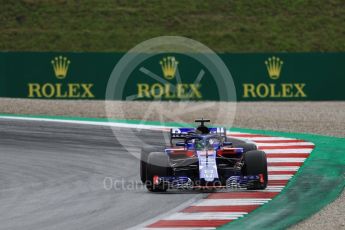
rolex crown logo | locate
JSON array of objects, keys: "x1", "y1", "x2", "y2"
[
  {"x1": 265, "y1": 56, "x2": 283, "y2": 80},
  {"x1": 160, "y1": 56, "x2": 178, "y2": 80},
  {"x1": 51, "y1": 56, "x2": 71, "y2": 79}
]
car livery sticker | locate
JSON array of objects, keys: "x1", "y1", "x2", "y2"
[{"x1": 197, "y1": 149, "x2": 219, "y2": 182}]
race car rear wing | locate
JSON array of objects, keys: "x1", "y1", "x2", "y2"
[{"x1": 170, "y1": 127, "x2": 227, "y2": 145}]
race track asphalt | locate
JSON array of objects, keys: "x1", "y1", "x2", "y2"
[{"x1": 0, "y1": 118, "x2": 244, "y2": 230}]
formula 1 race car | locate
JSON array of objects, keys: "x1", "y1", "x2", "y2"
[{"x1": 140, "y1": 119, "x2": 267, "y2": 192}]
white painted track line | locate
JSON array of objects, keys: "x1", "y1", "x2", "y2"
[
  {"x1": 256, "y1": 142, "x2": 314, "y2": 146},
  {"x1": 264, "y1": 149, "x2": 312, "y2": 153},
  {"x1": 194, "y1": 199, "x2": 272, "y2": 206},
  {"x1": 163, "y1": 212, "x2": 246, "y2": 220},
  {"x1": 267, "y1": 158, "x2": 306, "y2": 162},
  {"x1": 268, "y1": 166, "x2": 300, "y2": 171}
]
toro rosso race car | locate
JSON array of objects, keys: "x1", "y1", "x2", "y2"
[{"x1": 140, "y1": 119, "x2": 268, "y2": 192}]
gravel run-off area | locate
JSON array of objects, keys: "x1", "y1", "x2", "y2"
[{"x1": 0, "y1": 98, "x2": 344, "y2": 229}]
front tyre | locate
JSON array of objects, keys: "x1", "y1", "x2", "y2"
[
  {"x1": 146, "y1": 152, "x2": 170, "y2": 192},
  {"x1": 140, "y1": 146, "x2": 162, "y2": 183},
  {"x1": 242, "y1": 150, "x2": 268, "y2": 190}
]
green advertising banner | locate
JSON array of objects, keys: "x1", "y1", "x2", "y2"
[{"x1": 0, "y1": 52, "x2": 344, "y2": 101}]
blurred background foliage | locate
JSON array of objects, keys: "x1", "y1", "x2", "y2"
[{"x1": 1, "y1": 0, "x2": 344, "y2": 52}]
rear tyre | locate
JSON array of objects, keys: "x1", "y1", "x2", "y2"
[
  {"x1": 146, "y1": 152, "x2": 170, "y2": 192},
  {"x1": 242, "y1": 150, "x2": 268, "y2": 190},
  {"x1": 234, "y1": 143, "x2": 257, "y2": 153}
]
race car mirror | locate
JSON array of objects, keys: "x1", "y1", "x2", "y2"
[
  {"x1": 223, "y1": 142, "x2": 232, "y2": 146},
  {"x1": 176, "y1": 142, "x2": 186, "y2": 147}
]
